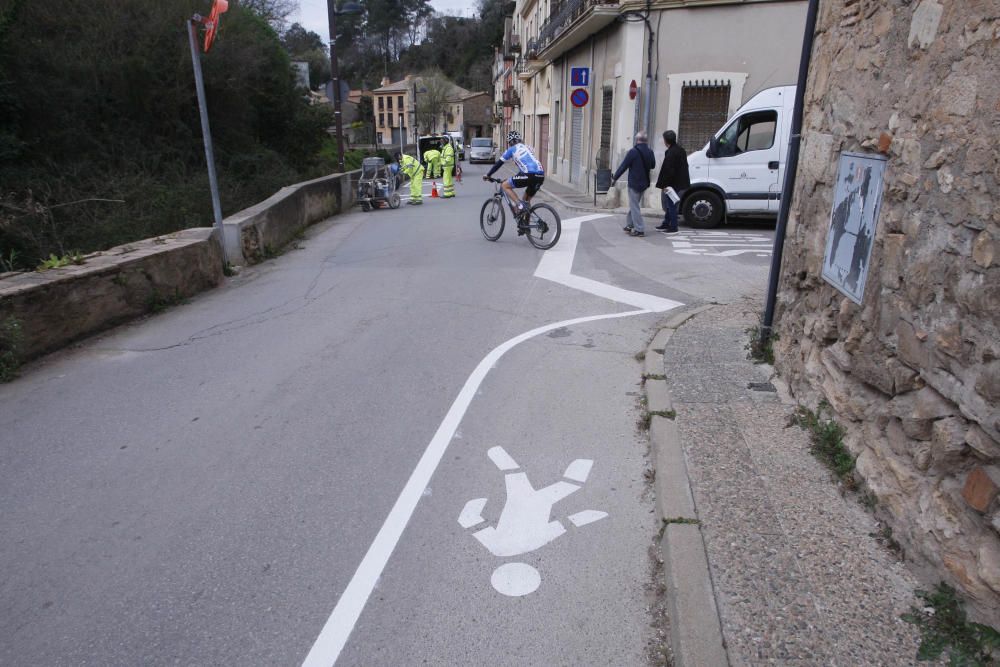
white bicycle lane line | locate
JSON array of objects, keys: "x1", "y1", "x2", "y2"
[{"x1": 301, "y1": 213, "x2": 683, "y2": 667}]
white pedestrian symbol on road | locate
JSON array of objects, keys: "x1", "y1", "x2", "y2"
[{"x1": 458, "y1": 446, "x2": 608, "y2": 597}]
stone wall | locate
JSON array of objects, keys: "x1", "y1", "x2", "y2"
[
  {"x1": 222, "y1": 171, "x2": 356, "y2": 266},
  {"x1": 0, "y1": 229, "x2": 223, "y2": 361},
  {"x1": 773, "y1": 0, "x2": 1000, "y2": 621}
]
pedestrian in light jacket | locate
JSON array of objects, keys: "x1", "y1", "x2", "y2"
[
  {"x1": 654, "y1": 130, "x2": 690, "y2": 234},
  {"x1": 612, "y1": 132, "x2": 656, "y2": 237}
]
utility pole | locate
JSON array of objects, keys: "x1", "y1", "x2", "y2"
[{"x1": 327, "y1": 1, "x2": 361, "y2": 172}]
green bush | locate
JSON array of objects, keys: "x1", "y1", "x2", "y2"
[
  {"x1": 0, "y1": 0, "x2": 338, "y2": 271},
  {"x1": 790, "y1": 401, "x2": 855, "y2": 485},
  {"x1": 902, "y1": 583, "x2": 1000, "y2": 665}
]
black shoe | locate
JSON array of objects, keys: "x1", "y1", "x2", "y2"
[
  {"x1": 654, "y1": 224, "x2": 669, "y2": 231},
  {"x1": 629, "y1": 229, "x2": 645, "y2": 237},
  {"x1": 623, "y1": 225, "x2": 633, "y2": 233},
  {"x1": 661, "y1": 229, "x2": 680, "y2": 235}
]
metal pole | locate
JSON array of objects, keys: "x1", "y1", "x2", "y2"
[
  {"x1": 327, "y1": 2, "x2": 346, "y2": 173},
  {"x1": 761, "y1": 0, "x2": 820, "y2": 342},
  {"x1": 187, "y1": 19, "x2": 225, "y2": 251},
  {"x1": 642, "y1": 16, "x2": 653, "y2": 136},
  {"x1": 399, "y1": 113, "x2": 404, "y2": 156}
]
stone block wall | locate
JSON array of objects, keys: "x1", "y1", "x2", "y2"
[
  {"x1": 773, "y1": 0, "x2": 1000, "y2": 620},
  {"x1": 222, "y1": 171, "x2": 355, "y2": 266},
  {"x1": 0, "y1": 229, "x2": 223, "y2": 361}
]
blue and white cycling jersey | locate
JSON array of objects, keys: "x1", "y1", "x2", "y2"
[{"x1": 500, "y1": 143, "x2": 544, "y2": 175}]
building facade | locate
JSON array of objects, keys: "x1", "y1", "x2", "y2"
[
  {"x1": 372, "y1": 77, "x2": 416, "y2": 147},
  {"x1": 501, "y1": 0, "x2": 807, "y2": 199}
]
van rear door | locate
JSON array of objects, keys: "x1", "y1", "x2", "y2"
[{"x1": 707, "y1": 109, "x2": 781, "y2": 214}]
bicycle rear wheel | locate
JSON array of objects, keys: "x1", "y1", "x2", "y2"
[
  {"x1": 523, "y1": 203, "x2": 561, "y2": 249},
  {"x1": 480, "y1": 197, "x2": 505, "y2": 241}
]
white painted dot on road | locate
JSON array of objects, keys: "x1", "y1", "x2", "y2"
[{"x1": 491, "y1": 563, "x2": 541, "y2": 597}]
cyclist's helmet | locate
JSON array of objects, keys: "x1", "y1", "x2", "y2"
[{"x1": 507, "y1": 131, "x2": 521, "y2": 146}]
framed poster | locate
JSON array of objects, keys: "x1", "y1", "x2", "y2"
[{"x1": 821, "y1": 151, "x2": 888, "y2": 305}]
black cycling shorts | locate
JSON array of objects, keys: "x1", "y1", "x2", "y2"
[{"x1": 508, "y1": 173, "x2": 545, "y2": 197}]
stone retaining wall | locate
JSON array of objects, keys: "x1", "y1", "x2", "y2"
[
  {"x1": 0, "y1": 228, "x2": 223, "y2": 361},
  {"x1": 223, "y1": 171, "x2": 357, "y2": 265},
  {"x1": 1, "y1": 170, "x2": 358, "y2": 363},
  {"x1": 773, "y1": 0, "x2": 999, "y2": 621}
]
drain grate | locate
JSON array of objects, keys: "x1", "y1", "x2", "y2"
[{"x1": 747, "y1": 381, "x2": 777, "y2": 392}]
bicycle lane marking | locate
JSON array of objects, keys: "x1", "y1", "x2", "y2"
[
  {"x1": 301, "y1": 214, "x2": 683, "y2": 667},
  {"x1": 534, "y1": 214, "x2": 683, "y2": 312}
]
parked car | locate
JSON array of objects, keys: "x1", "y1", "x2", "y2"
[
  {"x1": 468, "y1": 137, "x2": 497, "y2": 164},
  {"x1": 683, "y1": 85, "x2": 795, "y2": 228}
]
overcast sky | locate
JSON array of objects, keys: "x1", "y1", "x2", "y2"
[{"x1": 289, "y1": 0, "x2": 477, "y2": 44}]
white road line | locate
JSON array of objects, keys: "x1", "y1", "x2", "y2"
[
  {"x1": 301, "y1": 214, "x2": 683, "y2": 666},
  {"x1": 535, "y1": 215, "x2": 683, "y2": 313},
  {"x1": 671, "y1": 242, "x2": 773, "y2": 248}
]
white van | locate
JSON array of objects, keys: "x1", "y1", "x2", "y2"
[
  {"x1": 446, "y1": 131, "x2": 465, "y2": 161},
  {"x1": 682, "y1": 85, "x2": 795, "y2": 228}
]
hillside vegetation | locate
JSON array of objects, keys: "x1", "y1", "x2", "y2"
[{"x1": 0, "y1": 0, "x2": 504, "y2": 271}]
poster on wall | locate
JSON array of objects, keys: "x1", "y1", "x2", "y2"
[{"x1": 821, "y1": 151, "x2": 888, "y2": 305}]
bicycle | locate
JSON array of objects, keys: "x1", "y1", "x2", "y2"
[{"x1": 480, "y1": 177, "x2": 562, "y2": 250}]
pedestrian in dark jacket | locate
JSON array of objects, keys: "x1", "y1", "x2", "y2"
[
  {"x1": 654, "y1": 130, "x2": 690, "y2": 233},
  {"x1": 612, "y1": 132, "x2": 656, "y2": 237}
]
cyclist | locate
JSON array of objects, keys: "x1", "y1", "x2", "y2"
[{"x1": 483, "y1": 131, "x2": 544, "y2": 228}]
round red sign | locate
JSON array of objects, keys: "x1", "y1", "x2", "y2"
[{"x1": 629, "y1": 80, "x2": 638, "y2": 100}]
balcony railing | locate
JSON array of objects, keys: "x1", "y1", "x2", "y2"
[
  {"x1": 525, "y1": 38, "x2": 540, "y2": 60},
  {"x1": 501, "y1": 89, "x2": 521, "y2": 108},
  {"x1": 536, "y1": 0, "x2": 618, "y2": 57}
]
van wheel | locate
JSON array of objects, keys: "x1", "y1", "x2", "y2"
[{"x1": 683, "y1": 191, "x2": 724, "y2": 228}]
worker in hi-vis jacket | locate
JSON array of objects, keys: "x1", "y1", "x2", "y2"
[{"x1": 396, "y1": 152, "x2": 424, "y2": 205}]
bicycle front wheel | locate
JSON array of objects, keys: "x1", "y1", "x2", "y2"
[
  {"x1": 480, "y1": 197, "x2": 505, "y2": 241},
  {"x1": 524, "y1": 203, "x2": 561, "y2": 249}
]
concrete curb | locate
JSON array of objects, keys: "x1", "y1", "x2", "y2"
[{"x1": 643, "y1": 305, "x2": 729, "y2": 667}]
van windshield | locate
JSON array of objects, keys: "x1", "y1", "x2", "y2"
[{"x1": 471, "y1": 138, "x2": 492, "y2": 147}]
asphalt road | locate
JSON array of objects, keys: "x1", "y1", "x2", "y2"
[{"x1": 0, "y1": 163, "x2": 774, "y2": 666}]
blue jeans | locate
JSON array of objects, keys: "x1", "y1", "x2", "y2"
[{"x1": 661, "y1": 189, "x2": 684, "y2": 231}]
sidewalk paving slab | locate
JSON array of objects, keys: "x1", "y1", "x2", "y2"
[{"x1": 644, "y1": 300, "x2": 930, "y2": 667}]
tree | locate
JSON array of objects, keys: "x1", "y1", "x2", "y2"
[
  {"x1": 282, "y1": 22, "x2": 325, "y2": 53},
  {"x1": 0, "y1": 0, "x2": 337, "y2": 268},
  {"x1": 234, "y1": 0, "x2": 297, "y2": 29},
  {"x1": 414, "y1": 72, "x2": 454, "y2": 134},
  {"x1": 282, "y1": 23, "x2": 331, "y2": 89}
]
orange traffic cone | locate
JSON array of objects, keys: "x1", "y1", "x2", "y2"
[{"x1": 431, "y1": 181, "x2": 439, "y2": 198}]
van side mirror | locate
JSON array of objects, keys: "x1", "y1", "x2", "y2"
[{"x1": 707, "y1": 137, "x2": 720, "y2": 158}]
